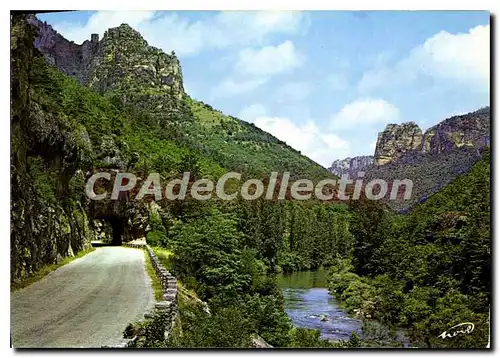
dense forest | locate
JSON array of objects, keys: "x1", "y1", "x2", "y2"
[
  {"x1": 11, "y1": 15, "x2": 490, "y2": 348},
  {"x1": 328, "y1": 151, "x2": 491, "y2": 348},
  {"x1": 11, "y1": 16, "x2": 356, "y2": 348}
]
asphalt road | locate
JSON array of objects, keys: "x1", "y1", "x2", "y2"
[{"x1": 11, "y1": 247, "x2": 154, "y2": 348}]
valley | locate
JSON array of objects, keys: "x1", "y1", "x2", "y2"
[{"x1": 10, "y1": 12, "x2": 491, "y2": 349}]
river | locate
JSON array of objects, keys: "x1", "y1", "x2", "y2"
[{"x1": 278, "y1": 269, "x2": 363, "y2": 342}]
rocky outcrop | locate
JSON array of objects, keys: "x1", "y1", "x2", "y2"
[
  {"x1": 251, "y1": 334, "x2": 274, "y2": 348},
  {"x1": 374, "y1": 122, "x2": 423, "y2": 165},
  {"x1": 27, "y1": 15, "x2": 99, "y2": 84},
  {"x1": 374, "y1": 108, "x2": 490, "y2": 166},
  {"x1": 325, "y1": 107, "x2": 491, "y2": 211},
  {"x1": 329, "y1": 156, "x2": 374, "y2": 178},
  {"x1": 365, "y1": 107, "x2": 490, "y2": 211},
  {"x1": 29, "y1": 16, "x2": 185, "y2": 117},
  {"x1": 87, "y1": 24, "x2": 184, "y2": 101},
  {"x1": 421, "y1": 107, "x2": 490, "y2": 155},
  {"x1": 11, "y1": 15, "x2": 97, "y2": 282}
]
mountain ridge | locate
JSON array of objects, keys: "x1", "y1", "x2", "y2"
[
  {"x1": 374, "y1": 107, "x2": 490, "y2": 166},
  {"x1": 328, "y1": 107, "x2": 490, "y2": 211},
  {"x1": 28, "y1": 15, "x2": 332, "y2": 180}
]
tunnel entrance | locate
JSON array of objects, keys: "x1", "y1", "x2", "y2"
[
  {"x1": 92, "y1": 217, "x2": 125, "y2": 246},
  {"x1": 109, "y1": 218, "x2": 124, "y2": 246}
]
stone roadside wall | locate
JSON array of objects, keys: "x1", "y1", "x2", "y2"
[
  {"x1": 103, "y1": 242, "x2": 178, "y2": 348},
  {"x1": 144, "y1": 244, "x2": 179, "y2": 304}
]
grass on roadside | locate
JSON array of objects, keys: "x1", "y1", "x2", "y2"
[
  {"x1": 144, "y1": 249, "x2": 164, "y2": 301},
  {"x1": 178, "y1": 281, "x2": 199, "y2": 302},
  {"x1": 151, "y1": 247, "x2": 174, "y2": 270},
  {"x1": 11, "y1": 247, "x2": 96, "y2": 292}
]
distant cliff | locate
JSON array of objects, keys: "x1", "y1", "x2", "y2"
[
  {"x1": 329, "y1": 156, "x2": 374, "y2": 178},
  {"x1": 328, "y1": 107, "x2": 490, "y2": 211},
  {"x1": 421, "y1": 107, "x2": 490, "y2": 155},
  {"x1": 369, "y1": 107, "x2": 490, "y2": 211},
  {"x1": 374, "y1": 122, "x2": 423, "y2": 165},
  {"x1": 374, "y1": 108, "x2": 490, "y2": 166}
]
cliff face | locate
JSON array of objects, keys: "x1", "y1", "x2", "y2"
[
  {"x1": 28, "y1": 16, "x2": 184, "y2": 116},
  {"x1": 374, "y1": 108, "x2": 490, "y2": 166},
  {"x1": 374, "y1": 122, "x2": 423, "y2": 165},
  {"x1": 27, "y1": 15, "x2": 99, "y2": 84},
  {"x1": 367, "y1": 107, "x2": 491, "y2": 211},
  {"x1": 87, "y1": 24, "x2": 184, "y2": 103},
  {"x1": 329, "y1": 156, "x2": 374, "y2": 178},
  {"x1": 328, "y1": 108, "x2": 490, "y2": 211},
  {"x1": 421, "y1": 107, "x2": 490, "y2": 155},
  {"x1": 11, "y1": 16, "x2": 96, "y2": 282}
]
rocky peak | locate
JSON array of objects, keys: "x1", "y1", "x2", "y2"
[
  {"x1": 29, "y1": 15, "x2": 184, "y2": 116},
  {"x1": 27, "y1": 15, "x2": 99, "y2": 84},
  {"x1": 108, "y1": 23, "x2": 139, "y2": 35},
  {"x1": 374, "y1": 122, "x2": 423, "y2": 165},
  {"x1": 329, "y1": 155, "x2": 374, "y2": 178},
  {"x1": 421, "y1": 107, "x2": 490, "y2": 155},
  {"x1": 87, "y1": 22, "x2": 184, "y2": 97},
  {"x1": 373, "y1": 108, "x2": 490, "y2": 166},
  {"x1": 98, "y1": 23, "x2": 149, "y2": 56}
]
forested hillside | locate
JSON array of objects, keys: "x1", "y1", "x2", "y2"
[
  {"x1": 11, "y1": 14, "x2": 354, "y2": 348},
  {"x1": 367, "y1": 108, "x2": 489, "y2": 211},
  {"x1": 181, "y1": 99, "x2": 331, "y2": 180},
  {"x1": 328, "y1": 150, "x2": 491, "y2": 347},
  {"x1": 11, "y1": 14, "x2": 490, "y2": 349}
]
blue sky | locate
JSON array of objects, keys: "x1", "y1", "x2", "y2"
[{"x1": 38, "y1": 11, "x2": 490, "y2": 167}]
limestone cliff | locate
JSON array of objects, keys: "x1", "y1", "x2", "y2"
[
  {"x1": 329, "y1": 156, "x2": 374, "y2": 178},
  {"x1": 328, "y1": 108, "x2": 490, "y2": 211},
  {"x1": 87, "y1": 24, "x2": 184, "y2": 110},
  {"x1": 11, "y1": 15, "x2": 96, "y2": 282},
  {"x1": 27, "y1": 15, "x2": 99, "y2": 84},
  {"x1": 28, "y1": 16, "x2": 185, "y2": 118},
  {"x1": 374, "y1": 108, "x2": 490, "y2": 166},
  {"x1": 367, "y1": 107, "x2": 490, "y2": 211},
  {"x1": 421, "y1": 107, "x2": 490, "y2": 155},
  {"x1": 374, "y1": 122, "x2": 423, "y2": 165}
]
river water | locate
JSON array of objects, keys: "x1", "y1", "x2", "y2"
[{"x1": 278, "y1": 269, "x2": 363, "y2": 342}]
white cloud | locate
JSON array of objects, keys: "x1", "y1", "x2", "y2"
[
  {"x1": 358, "y1": 24, "x2": 490, "y2": 93},
  {"x1": 238, "y1": 104, "x2": 269, "y2": 122},
  {"x1": 210, "y1": 77, "x2": 268, "y2": 100},
  {"x1": 409, "y1": 24, "x2": 489, "y2": 86},
  {"x1": 51, "y1": 11, "x2": 307, "y2": 57},
  {"x1": 331, "y1": 98, "x2": 400, "y2": 130},
  {"x1": 216, "y1": 41, "x2": 304, "y2": 100},
  {"x1": 211, "y1": 41, "x2": 306, "y2": 100},
  {"x1": 275, "y1": 81, "x2": 312, "y2": 102},
  {"x1": 235, "y1": 41, "x2": 304, "y2": 76},
  {"x1": 250, "y1": 115, "x2": 350, "y2": 167}
]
